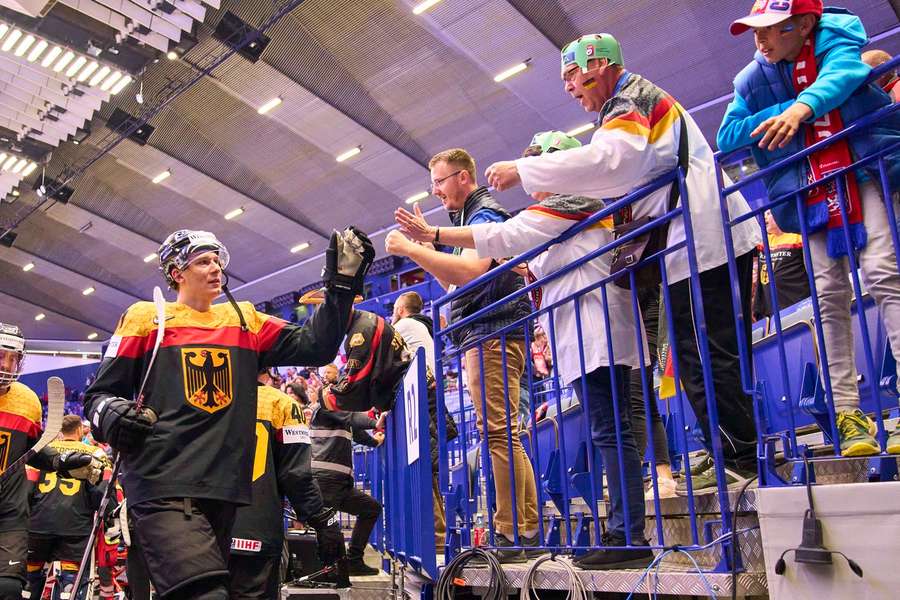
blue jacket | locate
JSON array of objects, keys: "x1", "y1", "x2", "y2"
[{"x1": 717, "y1": 8, "x2": 900, "y2": 234}]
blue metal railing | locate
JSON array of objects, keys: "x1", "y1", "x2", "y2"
[
  {"x1": 716, "y1": 56, "x2": 900, "y2": 483},
  {"x1": 425, "y1": 158, "x2": 742, "y2": 566}
]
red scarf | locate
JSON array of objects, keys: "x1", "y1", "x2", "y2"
[{"x1": 793, "y1": 37, "x2": 866, "y2": 258}]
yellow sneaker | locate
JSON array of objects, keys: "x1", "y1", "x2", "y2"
[{"x1": 836, "y1": 409, "x2": 880, "y2": 457}]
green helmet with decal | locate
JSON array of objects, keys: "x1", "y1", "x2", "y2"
[
  {"x1": 561, "y1": 34, "x2": 624, "y2": 73},
  {"x1": 529, "y1": 131, "x2": 582, "y2": 154}
]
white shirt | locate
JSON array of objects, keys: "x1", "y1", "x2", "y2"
[
  {"x1": 515, "y1": 101, "x2": 760, "y2": 284},
  {"x1": 393, "y1": 316, "x2": 435, "y2": 377},
  {"x1": 472, "y1": 211, "x2": 648, "y2": 386}
]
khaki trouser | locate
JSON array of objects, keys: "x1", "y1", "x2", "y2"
[
  {"x1": 433, "y1": 476, "x2": 445, "y2": 546},
  {"x1": 465, "y1": 338, "x2": 539, "y2": 537},
  {"x1": 809, "y1": 180, "x2": 900, "y2": 411}
]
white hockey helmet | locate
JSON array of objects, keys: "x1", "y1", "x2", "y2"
[
  {"x1": 158, "y1": 229, "x2": 230, "y2": 289},
  {"x1": 0, "y1": 323, "x2": 25, "y2": 388}
]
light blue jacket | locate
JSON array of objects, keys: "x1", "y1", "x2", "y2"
[{"x1": 717, "y1": 8, "x2": 900, "y2": 234}]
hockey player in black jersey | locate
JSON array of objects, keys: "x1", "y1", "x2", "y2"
[
  {"x1": 0, "y1": 325, "x2": 100, "y2": 600},
  {"x1": 228, "y1": 371, "x2": 346, "y2": 599},
  {"x1": 26, "y1": 415, "x2": 112, "y2": 600},
  {"x1": 84, "y1": 228, "x2": 374, "y2": 600}
]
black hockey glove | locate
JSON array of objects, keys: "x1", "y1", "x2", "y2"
[
  {"x1": 307, "y1": 506, "x2": 346, "y2": 567},
  {"x1": 53, "y1": 450, "x2": 105, "y2": 484},
  {"x1": 94, "y1": 397, "x2": 157, "y2": 455},
  {"x1": 321, "y1": 227, "x2": 375, "y2": 295}
]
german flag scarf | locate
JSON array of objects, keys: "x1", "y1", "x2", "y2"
[{"x1": 793, "y1": 36, "x2": 866, "y2": 258}]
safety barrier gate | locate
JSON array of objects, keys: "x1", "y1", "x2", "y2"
[
  {"x1": 368, "y1": 347, "x2": 439, "y2": 580},
  {"x1": 426, "y1": 157, "x2": 748, "y2": 569}
]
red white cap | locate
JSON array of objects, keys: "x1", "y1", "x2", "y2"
[{"x1": 730, "y1": 0, "x2": 823, "y2": 35}]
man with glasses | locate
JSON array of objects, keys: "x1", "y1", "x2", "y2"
[{"x1": 385, "y1": 149, "x2": 539, "y2": 562}]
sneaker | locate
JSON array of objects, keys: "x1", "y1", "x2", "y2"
[
  {"x1": 487, "y1": 533, "x2": 527, "y2": 563},
  {"x1": 645, "y1": 477, "x2": 678, "y2": 501},
  {"x1": 572, "y1": 533, "x2": 653, "y2": 570},
  {"x1": 887, "y1": 426, "x2": 900, "y2": 455},
  {"x1": 521, "y1": 532, "x2": 550, "y2": 559},
  {"x1": 836, "y1": 409, "x2": 880, "y2": 457},
  {"x1": 345, "y1": 556, "x2": 379, "y2": 577},
  {"x1": 674, "y1": 455, "x2": 755, "y2": 496}
]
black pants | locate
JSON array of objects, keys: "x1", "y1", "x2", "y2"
[
  {"x1": 128, "y1": 498, "x2": 235, "y2": 598},
  {"x1": 628, "y1": 286, "x2": 671, "y2": 466},
  {"x1": 668, "y1": 251, "x2": 757, "y2": 471},
  {"x1": 316, "y1": 472, "x2": 381, "y2": 559}
]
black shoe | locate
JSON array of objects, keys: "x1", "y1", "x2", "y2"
[
  {"x1": 521, "y1": 532, "x2": 549, "y2": 559},
  {"x1": 572, "y1": 534, "x2": 654, "y2": 570},
  {"x1": 469, "y1": 533, "x2": 527, "y2": 564},
  {"x1": 346, "y1": 557, "x2": 380, "y2": 576}
]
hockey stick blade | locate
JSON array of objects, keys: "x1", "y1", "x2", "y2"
[
  {"x1": 135, "y1": 286, "x2": 166, "y2": 410},
  {"x1": 0, "y1": 376, "x2": 66, "y2": 485}
]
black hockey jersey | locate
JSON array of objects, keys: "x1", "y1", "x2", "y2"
[
  {"x1": 231, "y1": 384, "x2": 320, "y2": 557},
  {"x1": 84, "y1": 291, "x2": 353, "y2": 506},
  {"x1": 28, "y1": 439, "x2": 109, "y2": 537},
  {"x1": 0, "y1": 382, "x2": 43, "y2": 532},
  {"x1": 322, "y1": 310, "x2": 410, "y2": 413}
]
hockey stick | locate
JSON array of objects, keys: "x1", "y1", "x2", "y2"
[
  {"x1": 72, "y1": 286, "x2": 167, "y2": 593},
  {"x1": 0, "y1": 375, "x2": 66, "y2": 486}
]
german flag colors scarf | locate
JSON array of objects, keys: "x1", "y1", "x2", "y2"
[{"x1": 794, "y1": 36, "x2": 866, "y2": 258}]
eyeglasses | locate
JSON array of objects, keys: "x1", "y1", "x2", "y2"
[{"x1": 429, "y1": 170, "x2": 463, "y2": 193}]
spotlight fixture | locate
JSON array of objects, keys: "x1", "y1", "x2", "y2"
[
  {"x1": 257, "y1": 97, "x2": 282, "y2": 115},
  {"x1": 152, "y1": 169, "x2": 171, "y2": 184},
  {"x1": 82, "y1": 286, "x2": 95, "y2": 296},
  {"x1": 412, "y1": 0, "x2": 443, "y2": 14},
  {"x1": 493, "y1": 61, "x2": 529, "y2": 82},
  {"x1": 87, "y1": 332, "x2": 98, "y2": 340},
  {"x1": 31, "y1": 176, "x2": 73, "y2": 203},
  {"x1": 290, "y1": 242, "x2": 310, "y2": 254},
  {"x1": 166, "y1": 50, "x2": 178, "y2": 60},
  {"x1": 71, "y1": 126, "x2": 91, "y2": 145},
  {"x1": 224, "y1": 207, "x2": 244, "y2": 220},
  {"x1": 335, "y1": 147, "x2": 361, "y2": 163},
  {"x1": 405, "y1": 191, "x2": 429, "y2": 204},
  {"x1": 34, "y1": 313, "x2": 45, "y2": 321},
  {"x1": 143, "y1": 253, "x2": 157, "y2": 263},
  {"x1": 213, "y1": 11, "x2": 270, "y2": 63},
  {"x1": 22, "y1": 262, "x2": 34, "y2": 272},
  {"x1": 107, "y1": 108, "x2": 154, "y2": 145}
]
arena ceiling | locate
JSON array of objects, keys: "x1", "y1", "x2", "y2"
[{"x1": 0, "y1": 0, "x2": 897, "y2": 341}]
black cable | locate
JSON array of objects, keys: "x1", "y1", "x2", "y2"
[
  {"x1": 435, "y1": 547, "x2": 508, "y2": 600},
  {"x1": 730, "y1": 475, "x2": 759, "y2": 600}
]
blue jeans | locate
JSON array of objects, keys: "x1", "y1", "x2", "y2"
[{"x1": 573, "y1": 366, "x2": 646, "y2": 543}]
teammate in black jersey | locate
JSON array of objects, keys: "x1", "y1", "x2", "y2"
[
  {"x1": 0, "y1": 324, "x2": 99, "y2": 600},
  {"x1": 228, "y1": 371, "x2": 346, "y2": 599},
  {"x1": 84, "y1": 228, "x2": 373, "y2": 600},
  {"x1": 26, "y1": 415, "x2": 112, "y2": 600}
]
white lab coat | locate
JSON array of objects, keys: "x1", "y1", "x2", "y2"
[
  {"x1": 472, "y1": 211, "x2": 648, "y2": 386},
  {"x1": 515, "y1": 106, "x2": 761, "y2": 284}
]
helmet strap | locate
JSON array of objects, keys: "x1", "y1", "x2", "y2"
[{"x1": 221, "y1": 272, "x2": 248, "y2": 332}]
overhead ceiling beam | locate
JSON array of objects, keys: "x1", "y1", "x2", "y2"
[
  {"x1": 205, "y1": 57, "x2": 430, "y2": 203},
  {"x1": 0, "y1": 242, "x2": 143, "y2": 301},
  {"x1": 106, "y1": 136, "x2": 331, "y2": 242},
  {"x1": 0, "y1": 288, "x2": 113, "y2": 333}
]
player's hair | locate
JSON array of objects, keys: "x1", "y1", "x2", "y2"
[
  {"x1": 398, "y1": 291, "x2": 423, "y2": 315},
  {"x1": 428, "y1": 148, "x2": 477, "y2": 182},
  {"x1": 61, "y1": 414, "x2": 84, "y2": 435}
]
